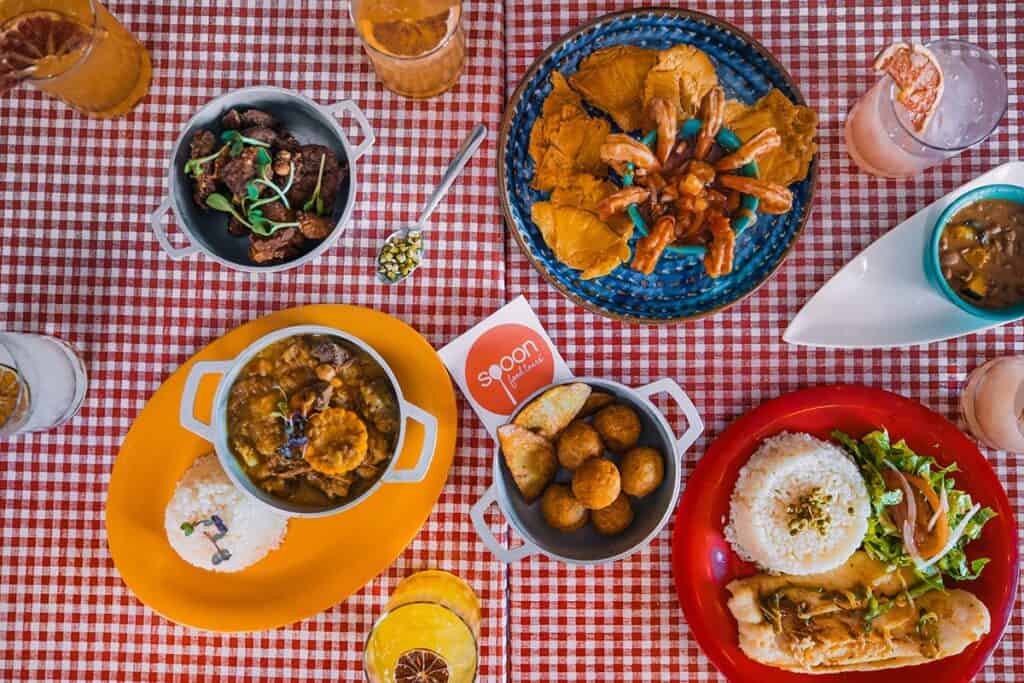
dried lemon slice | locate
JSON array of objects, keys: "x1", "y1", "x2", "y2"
[
  {"x1": 0, "y1": 11, "x2": 91, "y2": 94},
  {"x1": 0, "y1": 365, "x2": 24, "y2": 427},
  {"x1": 303, "y1": 407, "x2": 368, "y2": 475}
]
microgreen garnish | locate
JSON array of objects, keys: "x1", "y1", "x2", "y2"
[
  {"x1": 205, "y1": 192, "x2": 252, "y2": 228},
  {"x1": 248, "y1": 208, "x2": 299, "y2": 237},
  {"x1": 302, "y1": 153, "x2": 327, "y2": 215},
  {"x1": 180, "y1": 514, "x2": 232, "y2": 565},
  {"x1": 221, "y1": 129, "x2": 270, "y2": 157},
  {"x1": 184, "y1": 145, "x2": 226, "y2": 178}
]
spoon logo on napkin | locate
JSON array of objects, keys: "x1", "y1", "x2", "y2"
[{"x1": 464, "y1": 324, "x2": 555, "y2": 414}]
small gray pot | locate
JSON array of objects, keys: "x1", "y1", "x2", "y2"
[
  {"x1": 471, "y1": 377, "x2": 703, "y2": 565},
  {"x1": 149, "y1": 86, "x2": 374, "y2": 272}
]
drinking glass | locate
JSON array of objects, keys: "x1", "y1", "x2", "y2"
[
  {"x1": 350, "y1": 0, "x2": 465, "y2": 99},
  {"x1": 1, "y1": 0, "x2": 151, "y2": 118},
  {"x1": 0, "y1": 333, "x2": 88, "y2": 437},
  {"x1": 844, "y1": 40, "x2": 1007, "y2": 179}
]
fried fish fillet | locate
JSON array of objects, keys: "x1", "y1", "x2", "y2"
[{"x1": 726, "y1": 552, "x2": 991, "y2": 674}]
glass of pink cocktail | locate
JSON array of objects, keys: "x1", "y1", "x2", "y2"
[{"x1": 844, "y1": 39, "x2": 1007, "y2": 179}]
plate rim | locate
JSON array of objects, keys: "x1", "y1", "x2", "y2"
[
  {"x1": 670, "y1": 384, "x2": 1020, "y2": 681},
  {"x1": 497, "y1": 6, "x2": 820, "y2": 324}
]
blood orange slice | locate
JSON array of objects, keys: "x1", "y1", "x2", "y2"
[
  {"x1": 0, "y1": 10, "x2": 91, "y2": 95},
  {"x1": 873, "y1": 42, "x2": 945, "y2": 132}
]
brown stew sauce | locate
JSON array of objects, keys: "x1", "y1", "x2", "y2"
[{"x1": 939, "y1": 198, "x2": 1024, "y2": 309}]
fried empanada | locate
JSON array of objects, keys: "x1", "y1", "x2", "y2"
[
  {"x1": 724, "y1": 89, "x2": 818, "y2": 186},
  {"x1": 497, "y1": 424, "x2": 558, "y2": 502},
  {"x1": 531, "y1": 202, "x2": 632, "y2": 279},
  {"x1": 513, "y1": 382, "x2": 592, "y2": 439},
  {"x1": 569, "y1": 45, "x2": 659, "y2": 131},
  {"x1": 642, "y1": 45, "x2": 718, "y2": 122}
]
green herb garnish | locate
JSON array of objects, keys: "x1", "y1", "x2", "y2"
[
  {"x1": 205, "y1": 192, "x2": 251, "y2": 228},
  {"x1": 221, "y1": 129, "x2": 270, "y2": 157},
  {"x1": 302, "y1": 153, "x2": 327, "y2": 215},
  {"x1": 184, "y1": 145, "x2": 226, "y2": 178},
  {"x1": 247, "y1": 208, "x2": 298, "y2": 237}
]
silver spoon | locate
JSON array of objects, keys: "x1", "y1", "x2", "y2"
[{"x1": 376, "y1": 123, "x2": 488, "y2": 284}]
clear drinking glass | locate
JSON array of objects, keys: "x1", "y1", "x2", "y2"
[
  {"x1": 0, "y1": 333, "x2": 88, "y2": 437},
  {"x1": 1, "y1": 0, "x2": 151, "y2": 118},
  {"x1": 350, "y1": 0, "x2": 465, "y2": 99},
  {"x1": 844, "y1": 40, "x2": 1008, "y2": 179}
]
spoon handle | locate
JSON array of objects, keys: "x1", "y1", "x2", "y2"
[{"x1": 416, "y1": 123, "x2": 487, "y2": 226}]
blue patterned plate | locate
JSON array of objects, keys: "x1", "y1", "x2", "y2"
[{"x1": 498, "y1": 8, "x2": 818, "y2": 323}]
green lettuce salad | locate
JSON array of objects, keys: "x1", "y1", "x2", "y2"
[{"x1": 832, "y1": 429, "x2": 996, "y2": 591}]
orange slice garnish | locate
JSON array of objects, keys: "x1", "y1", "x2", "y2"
[
  {"x1": 0, "y1": 10, "x2": 91, "y2": 94},
  {"x1": 873, "y1": 42, "x2": 945, "y2": 132},
  {"x1": 394, "y1": 649, "x2": 450, "y2": 683},
  {"x1": 387, "y1": 570, "x2": 482, "y2": 639},
  {"x1": 0, "y1": 365, "x2": 23, "y2": 426}
]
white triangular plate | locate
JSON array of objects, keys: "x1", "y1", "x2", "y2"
[{"x1": 785, "y1": 161, "x2": 1024, "y2": 349}]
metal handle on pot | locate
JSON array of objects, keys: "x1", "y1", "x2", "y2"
[
  {"x1": 635, "y1": 378, "x2": 704, "y2": 455},
  {"x1": 382, "y1": 400, "x2": 437, "y2": 484},
  {"x1": 325, "y1": 99, "x2": 376, "y2": 160},
  {"x1": 150, "y1": 197, "x2": 199, "y2": 260},
  {"x1": 179, "y1": 360, "x2": 233, "y2": 441},
  {"x1": 470, "y1": 484, "x2": 540, "y2": 563}
]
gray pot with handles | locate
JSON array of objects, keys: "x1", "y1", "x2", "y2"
[
  {"x1": 471, "y1": 377, "x2": 703, "y2": 565},
  {"x1": 150, "y1": 86, "x2": 374, "y2": 272}
]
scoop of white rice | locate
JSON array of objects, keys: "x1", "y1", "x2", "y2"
[
  {"x1": 164, "y1": 453, "x2": 288, "y2": 572},
  {"x1": 724, "y1": 432, "x2": 869, "y2": 575}
]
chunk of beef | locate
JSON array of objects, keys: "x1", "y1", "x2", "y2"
[
  {"x1": 222, "y1": 108, "x2": 280, "y2": 130},
  {"x1": 286, "y1": 144, "x2": 345, "y2": 211},
  {"x1": 312, "y1": 340, "x2": 352, "y2": 367},
  {"x1": 297, "y1": 211, "x2": 332, "y2": 239},
  {"x1": 261, "y1": 201, "x2": 294, "y2": 224},
  {"x1": 241, "y1": 125, "x2": 282, "y2": 148},
  {"x1": 188, "y1": 129, "x2": 221, "y2": 207},
  {"x1": 306, "y1": 471, "x2": 353, "y2": 500},
  {"x1": 219, "y1": 146, "x2": 259, "y2": 198},
  {"x1": 248, "y1": 226, "x2": 305, "y2": 263}
]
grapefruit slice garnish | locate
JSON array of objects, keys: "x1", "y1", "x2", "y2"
[
  {"x1": 873, "y1": 42, "x2": 944, "y2": 132},
  {"x1": 0, "y1": 11, "x2": 91, "y2": 94},
  {"x1": 394, "y1": 649, "x2": 450, "y2": 683}
]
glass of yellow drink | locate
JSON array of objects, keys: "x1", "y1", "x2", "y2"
[
  {"x1": 0, "y1": 0, "x2": 151, "y2": 118},
  {"x1": 350, "y1": 0, "x2": 465, "y2": 99}
]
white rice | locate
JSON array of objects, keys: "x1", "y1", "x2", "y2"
[
  {"x1": 725, "y1": 432, "x2": 869, "y2": 575},
  {"x1": 164, "y1": 453, "x2": 288, "y2": 572}
]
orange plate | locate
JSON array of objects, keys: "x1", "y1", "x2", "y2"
[{"x1": 106, "y1": 304, "x2": 458, "y2": 632}]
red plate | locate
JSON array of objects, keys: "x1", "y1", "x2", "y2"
[{"x1": 672, "y1": 385, "x2": 1019, "y2": 683}]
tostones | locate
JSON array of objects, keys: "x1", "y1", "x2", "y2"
[
  {"x1": 304, "y1": 407, "x2": 369, "y2": 475},
  {"x1": 724, "y1": 89, "x2": 818, "y2": 186},
  {"x1": 569, "y1": 45, "x2": 659, "y2": 131},
  {"x1": 642, "y1": 45, "x2": 718, "y2": 122},
  {"x1": 531, "y1": 202, "x2": 631, "y2": 279}
]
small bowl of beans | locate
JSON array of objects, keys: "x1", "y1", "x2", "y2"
[{"x1": 929, "y1": 184, "x2": 1024, "y2": 321}]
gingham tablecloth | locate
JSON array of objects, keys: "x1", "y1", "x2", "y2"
[{"x1": 0, "y1": 1, "x2": 1019, "y2": 681}]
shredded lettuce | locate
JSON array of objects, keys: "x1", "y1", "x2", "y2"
[{"x1": 832, "y1": 429, "x2": 996, "y2": 587}]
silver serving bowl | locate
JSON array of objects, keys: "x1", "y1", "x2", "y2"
[
  {"x1": 471, "y1": 377, "x2": 703, "y2": 565},
  {"x1": 150, "y1": 86, "x2": 374, "y2": 272},
  {"x1": 179, "y1": 325, "x2": 437, "y2": 518}
]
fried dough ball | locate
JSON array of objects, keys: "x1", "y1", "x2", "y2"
[
  {"x1": 592, "y1": 404, "x2": 642, "y2": 452},
  {"x1": 556, "y1": 420, "x2": 603, "y2": 470},
  {"x1": 591, "y1": 493, "x2": 634, "y2": 536},
  {"x1": 620, "y1": 446, "x2": 665, "y2": 498},
  {"x1": 571, "y1": 457, "x2": 621, "y2": 510},
  {"x1": 304, "y1": 407, "x2": 368, "y2": 475},
  {"x1": 540, "y1": 484, "x2": 589, "y2": 532}
]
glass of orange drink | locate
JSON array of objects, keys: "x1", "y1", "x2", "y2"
[
  {"x1": 0, "y1": 0, "x2": 151, "y2": 118},
  {"x1": 350, "y1": 0, "x2": 465, "y2": 99},
  {"x1": 364, "y1": 570, "x2": 480, "y2": 682}
]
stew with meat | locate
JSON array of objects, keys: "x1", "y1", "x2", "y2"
[
  {"x1": 227, "y1": 334, "x2": 399, "y2": 507},
  {"x1": 939, "y1": 198, "x2": 1024, "y2": 309}
]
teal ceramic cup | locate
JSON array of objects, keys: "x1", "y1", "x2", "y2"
[{"x1": 928, "y1": 183, "x2": 1024, "y2": 321}]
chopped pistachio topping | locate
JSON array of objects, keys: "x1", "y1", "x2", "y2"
[
  {"x1": 377, "y1": 231, "x2": 423, "y2": 282},
  {"x1": 787, "y1": 487, "x2": 833, "y2": 536}
]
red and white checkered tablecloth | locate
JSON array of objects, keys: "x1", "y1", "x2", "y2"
[{"x1": 0, "y1": 1, "x2": 1019, "y2": 681}]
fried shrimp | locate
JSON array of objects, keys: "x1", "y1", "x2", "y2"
[
  {"x1": 600, "y1": 133, "x2": 662, "y2": 173},
  {"x1": 630, "y1": 215, "x2": 676, "y2": 275},
  {"x1": 646, "y1": 97, "x2": 679, "y2": 164},
  {"x1": 715, "y1": 128, "x2": 782, "y2": 172},
  {"x1": 704, "y1": 211, "x2": 736, "y2": 278},
  {"x1": 694, "y1": 86, "x2": 725, "y2": 161},
  {"x1": 596, "y1": 186, "x2": 649, "y2": 220},
  {"x1": 718, "y1": 174, "x2": 794, "y2": 214}
]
